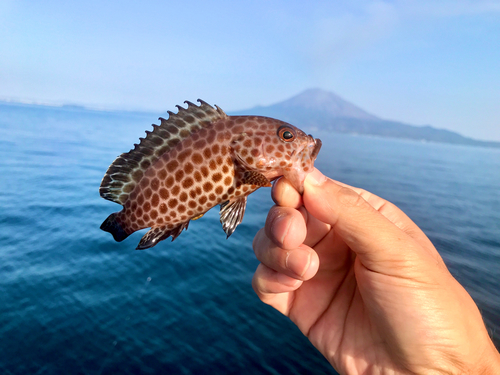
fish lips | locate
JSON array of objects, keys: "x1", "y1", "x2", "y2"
[
  {"x1": 310, "y1": 137, "x2": 322, "y2": 161},
  {"x1": 284, "y1": 137, "x2": 322, "y2": 194}
]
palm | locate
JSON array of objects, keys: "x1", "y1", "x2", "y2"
[
  {"x1": 282, "y1": 199, "x2": 457, "y2": 373},
  {"x1": 288, "y1": 228, "x2": 398, "y2": 373},
  {"x1": 280, "y1": 214, "x2": 388, "y2": 371}
]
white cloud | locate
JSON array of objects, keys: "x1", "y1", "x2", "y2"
[
  {"x1": 291, "y1": 0, "x2": 500, "y2": 70},
  {"x1": 320, "y1": 2, "x2": 398, "y2": 44},
  {"x1": 294, "y1": 1, "x2": 400, "y2": 68},
  {"x1": 395, "y1": 0, "x2": 500, "y2": 18}
]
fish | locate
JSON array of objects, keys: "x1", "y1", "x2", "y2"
[{"x1": 99, "y1": 99, "x2": 322, "y2": 250}]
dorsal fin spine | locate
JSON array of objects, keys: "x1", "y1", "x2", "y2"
[{"x1": 100, "y1": 100, "x2": 227, "y2": 205}]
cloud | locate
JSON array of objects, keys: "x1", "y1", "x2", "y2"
[
  {"x1": 395, "y1": 0, "x2": 500, "y2": 18},
  {"x1": 291, "y1": 0, "x2": 500, "y2": 70},
  {"x1": 293, "y1": 1, "x2": 400, "y2": 68}
]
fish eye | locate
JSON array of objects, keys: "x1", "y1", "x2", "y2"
[{"x1": 278, "y1": 126, "x2": 295, "y2": 142}]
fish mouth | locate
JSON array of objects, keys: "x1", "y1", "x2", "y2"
[
  {"x1": 310, "y1": 137, "x2": 322, "y2": 161},
  {"x1": 283, "y1": 136, "x2": 322, "y2": 194}
]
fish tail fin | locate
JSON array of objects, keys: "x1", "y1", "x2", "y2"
[{"x1": 100, "y1": 212, "x2": 130, "y2": 242}]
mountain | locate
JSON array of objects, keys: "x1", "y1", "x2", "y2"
[
  {"x1": 261, "y1": 88, "x2": 378, "y2": 121},
  {"x1": 235, "y1": 88, "x2": 500, "y2": 149}
]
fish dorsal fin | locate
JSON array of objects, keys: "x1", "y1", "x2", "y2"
[{"x1": 99, "y1": 100, "x2": 227, "y2": 204}]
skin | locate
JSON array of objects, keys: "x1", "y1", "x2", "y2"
[{"x1": 252, "y1": 168, "x2": 500, "y2": 374}]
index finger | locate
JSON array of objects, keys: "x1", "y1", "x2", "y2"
[
  {"x1": 272, "y1": 177, "x2": 302, "y2": 209},
  {"x1": 272, "y1": 177, "x2": 331, "y2": 248}
]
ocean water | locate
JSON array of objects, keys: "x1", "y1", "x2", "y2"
[{"x1": 0, "y1": 102, "x2": 499, "y2": 374}]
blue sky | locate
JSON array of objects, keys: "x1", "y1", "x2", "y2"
[{"x1": 1, "y1": 0, "x2": 499, "y2": 141}]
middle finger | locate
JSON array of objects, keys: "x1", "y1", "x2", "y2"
[{"x1": 253, "y1": 227, "x2": 319, "y2": 281}]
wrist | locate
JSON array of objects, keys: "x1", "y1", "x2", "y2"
[
  {"x1": 417, "y1": 337, "x2": 500, "y2": 375},
  {"x1": 479, "y1": 345, "x2": 500, "y2": 375},
  {"x1": 462, "y1": 340, "x2": 500, "y2": 375}
]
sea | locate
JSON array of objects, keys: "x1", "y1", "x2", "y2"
[{"x1": 0, "y1": 101, "x2": 499, "y2": 375}]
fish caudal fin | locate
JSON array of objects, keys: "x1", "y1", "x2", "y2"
[
  {"x1": 136, "y1": 222, "x2": 190, "y2": 250},
  {"x1": 100, "y1": 213, "x2": 130, "y2": 242}
]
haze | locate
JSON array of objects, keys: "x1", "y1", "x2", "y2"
[{"x1": 1, "y1": 1, "x2": 499, "y2": 141}]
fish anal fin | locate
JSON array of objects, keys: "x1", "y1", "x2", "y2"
[
  {"x1": 136, "y1": 222, "x2": 189, "y2": 250},
  {"x1": 220, "y1": 197, "x2": 247, "y2": 238},
  {"x1": 242, "y1": 171, "x2": 271, "y2": 187}
]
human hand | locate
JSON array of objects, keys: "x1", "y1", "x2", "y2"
[{"x1": 252, "y1": 168, "x2": 500, "y2": 374}]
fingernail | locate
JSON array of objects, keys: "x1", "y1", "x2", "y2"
[
  {"x1": 306, "y1": 169, "x2": 327, "y2": 186},
  {"x1": 285, "y1": 250, "x2": 311, "y2": 278},
  {"x1": 271, "y1": 179, "x2": 281, "y2": 204},
  {"x1": 269, "y1": 212, "x2": 287, "y2": 244}
]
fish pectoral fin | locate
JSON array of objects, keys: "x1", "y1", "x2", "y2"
[
  {"x1": 242, "y1": 170, "x2": 272, "y2": 187},
  {"x1": 220, "y1": 197, "x2": 247, "y2": 238},
  {"x1": 136, "y1": 222, "x2": 189, "y2": 250}
]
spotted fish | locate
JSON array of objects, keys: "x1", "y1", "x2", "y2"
[{"x1": 99, "y1": 100, "x2": 322, "y2": 249}]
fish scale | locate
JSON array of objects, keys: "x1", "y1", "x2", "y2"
[{"x1": 100, "y1": 100, "x2": 322, "y2": 249}]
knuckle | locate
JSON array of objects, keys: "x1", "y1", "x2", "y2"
[
  {"x1": 337, "y1": 186, "x2": 365, "y2": 208},
  {"x1": 251, "y1": 275, "x2": 264, "y2": 297},
  {"x1": 252, "y1": 228, "x2": 265, "y2": 251}
]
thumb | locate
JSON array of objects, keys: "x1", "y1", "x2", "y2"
[{"x1": 303, "y1": 169, "x2": 434, "y2": 277}]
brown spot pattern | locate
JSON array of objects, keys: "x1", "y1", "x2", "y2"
[{"x1": 114, "y1": 113, "x2": 319, "y2": 248}]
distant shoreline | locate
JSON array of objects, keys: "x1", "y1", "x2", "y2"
[{"x1": 2, "y1": 96, "x2": 499, "y2": 149}]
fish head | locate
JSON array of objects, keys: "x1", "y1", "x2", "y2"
[
  {"x1": 232, "y1": 118, "x2": 322, "y2": 194},
  {"x1": 273, "y1": 124, "x2": 322, "y2": 194}
]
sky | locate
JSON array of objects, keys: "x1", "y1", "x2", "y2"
[{"x1": 1, "y1": 0, "x2": 499, "y2": 141}]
